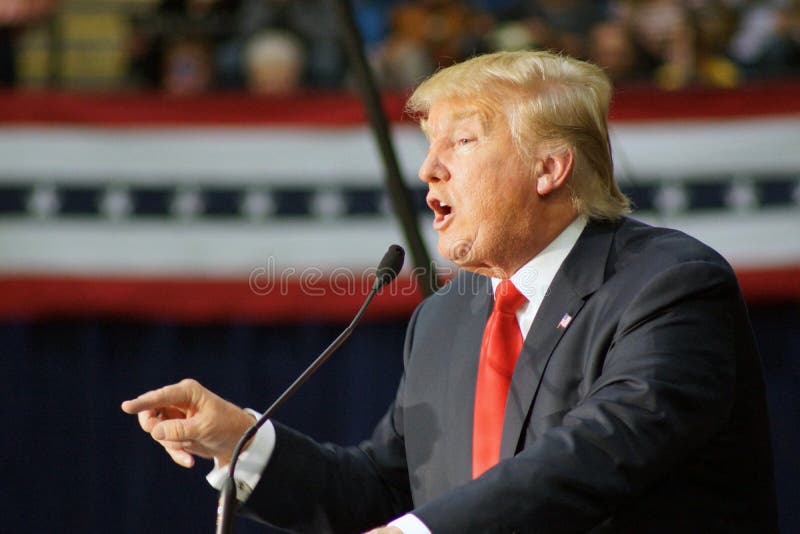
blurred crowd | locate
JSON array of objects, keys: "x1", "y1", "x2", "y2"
[
  {"x1": 2, "y1": 0, "x2": 800, "y2": 94},
  {"x1": 0, "y1": 0, "x2": 57, "y2": 84}
]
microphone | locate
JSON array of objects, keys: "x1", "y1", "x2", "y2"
[
  {"x1": 373, "y1": 243, "x2": 405, "y2": 291},
  {"x1": 216, "y1": 245, "x2": 405, "y2": 534}
]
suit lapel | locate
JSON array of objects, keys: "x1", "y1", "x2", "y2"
[
  {"x1": 499, "y1": 220, "x2": 617, "y2": 459},
  {"x1": 445, "y1": 273, "x2": 492, "y2": 484}
]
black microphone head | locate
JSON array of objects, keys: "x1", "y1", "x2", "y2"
[{"x1": 374, "y1": 244, "x2": 405, "y2": 290}]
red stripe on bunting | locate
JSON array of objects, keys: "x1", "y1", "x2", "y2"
[
  {"x1": 1, "y1": 80, "x2": 799, "y2": 126},
  {"x1": 0, "y1": 275, "x2": 424, "y2": 323},
  {"x1": 0, "y1": 90, "x2": 411, "y2": 126},
  {"x1": 609, "y1": 80, "x2": 800, "y2": 122},
  {"x1": 0, "y1": 267, "x2": 797, "y2": 322},
  {"x1": 736, "y1": 266, "x2": 800, "y2": 304}
]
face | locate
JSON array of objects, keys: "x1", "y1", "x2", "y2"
[{"x1": 419, "y1": 98, "x2": 544, "y2": 277}]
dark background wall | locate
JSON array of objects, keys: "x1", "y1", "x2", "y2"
[{"x1": 1, "y1": 302, "x2": 797, "y2": 533}]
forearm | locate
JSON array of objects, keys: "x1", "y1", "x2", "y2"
[{"x1": 242, "y1": 421, "x2": 412, "y2": 533}]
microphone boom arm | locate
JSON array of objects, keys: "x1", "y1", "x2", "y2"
[{"x1": 215, "y1": 245, "x2": 405, "y2": 533}]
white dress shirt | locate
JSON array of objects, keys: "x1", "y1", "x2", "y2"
[{"x1": 207, "y1": 216, "x2": 588, "y2": 533}]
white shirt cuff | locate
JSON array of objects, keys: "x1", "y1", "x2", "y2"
[
  {"x1": 388, "y1": 514, "x2": 432, "y2": 534},
  {"x1": 206, "y1": 410, "x2": 275, "y2": 502}
]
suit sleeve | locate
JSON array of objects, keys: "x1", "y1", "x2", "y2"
[
  {"x1": 412, "y1": 260, "x2": 744, "y2": 533},
  {"x1": 238, "y1": 302, "x2": 425, "y2": 533}
]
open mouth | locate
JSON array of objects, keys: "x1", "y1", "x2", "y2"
[{"x1": 428, "y1": 197, "x2": 453, "y2": 229}]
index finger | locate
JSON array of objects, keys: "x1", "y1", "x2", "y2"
[{"x1": 121, "y1": 380, "x2": 197, "y2": 414}]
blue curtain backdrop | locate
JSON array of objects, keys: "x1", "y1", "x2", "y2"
[{"x1": 1, "y1": 303, "x2": 798, "y2": 533}]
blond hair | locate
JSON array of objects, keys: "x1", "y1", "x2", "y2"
[{"x1": 406, "y1": 50, "x2": 630, "y2": 220}]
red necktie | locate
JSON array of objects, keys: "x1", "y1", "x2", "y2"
[{"x1": 472, "y1": 279, "x2": 527, "y2": 478}]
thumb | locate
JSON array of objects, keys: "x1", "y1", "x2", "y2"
[{"x1": 152, "y1": 418, "x2": 196, "y2": 442}]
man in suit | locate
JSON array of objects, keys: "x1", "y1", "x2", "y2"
[{"x1": 122, "y1": 50, "x2": 777, "y2": 533}]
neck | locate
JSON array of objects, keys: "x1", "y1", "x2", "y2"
[{"x1": 476, "y1": 209, "x2": 579, "y2": 279}]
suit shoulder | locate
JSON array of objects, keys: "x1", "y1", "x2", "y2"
[{"x1": 611, "y1": 217, "x2": 734, "y2": 275}]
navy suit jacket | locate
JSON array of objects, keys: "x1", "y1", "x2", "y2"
[{"x1": 243, "y1": 218, "x2": 778, "y2": 533}]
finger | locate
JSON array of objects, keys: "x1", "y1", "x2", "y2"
[
  {"x1": 121, "y1": 383, "x2": 193, "y2": 414},
  {"x1": 137, "y1": 410, "x2": 161, "y2": 433},
  {"x1": 151, "y1": 418, "x2": 198, "y2": 442},
  {"x1": 161, "y1": 444, "x2": 195, "y2": 468},
  {"x1": 139, "y1": 405, "x2": 188, "y2": 428},
  {"x1": 161, "y1": 440, "x2": 214, "y2": 461},
  {"x1": 159, "y1": 406, "x2": 188, "y2": 420},
  {"x1": 121, "y1": 379, "x2": 201, "y2": 414},
  {"x1": 160, "y1": 440, "x2": 194, "y2": 450}
]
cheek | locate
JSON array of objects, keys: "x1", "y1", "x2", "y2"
[{"x1": 468, "y1": 178, "x2": 505, "y2": 220}]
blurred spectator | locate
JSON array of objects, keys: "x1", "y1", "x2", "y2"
[
  {"x1": 0, "y1": 0, "x2": 58, "y2": 86},
  {"x1": 588, "y1": 19, "x2": 646, "y2": 82},
  {"x1": 243, "y1": 29, "x2": 304, "y2": 94},
  {"x1": 615, "y1": 0, "x2": 741, "y2": 89},
  {"x1": 162, "y1": 37, "x2": 214, "y2": 95},
  {"x1": 128, "y1": 0, "x2": 239, "y2": 92},
  {"x1": 0, "y1": 0, "x2": 55, "y2": 23},
  {"x1": 486, "y1": 20, "x2": 538, "y2": 52},
  {"x1": 375, "y1": 0, "x2": 492, "y2": 90},
  {"x1": 354, "y1": 0, "x2": 397, "y2": 54},
  {"x1": 689, "y1": 0, "x2": 741, "y2": 88},
  {"x1": 217, "y1": 0, "x2": 344, "y2": 89},
  {"x1": 730, "y1": 0, "x2": 800, "y2": 77},
  {"x1": 517, "y1": 0, "x2": 609, "y2": 59},
  {"x1": 148, "y1": 0, "x2": 338, "y2": 94},
  {"x1": 616, "y1": 0, "x2": 695, "y2": 88}
]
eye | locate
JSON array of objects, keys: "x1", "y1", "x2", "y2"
[{"x1": 457, "y1": 138, "x2": 473, "y2": 146}]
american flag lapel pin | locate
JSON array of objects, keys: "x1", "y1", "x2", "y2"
[{"x1": 557, "y1": 313, "x2": 573, "y2": 330}]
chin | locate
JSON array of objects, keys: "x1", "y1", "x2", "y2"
[{"x1": 438, "y1": 236, "x2": 474, "y2": 265}]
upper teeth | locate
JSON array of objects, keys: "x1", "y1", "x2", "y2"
[{"x1": 440, "y1": 202, "x2": 449, "y2": 208}]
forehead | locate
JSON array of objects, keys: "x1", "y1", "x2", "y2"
[{"x1": 420, "y1": 100, "x2": 498, "y2": 137}]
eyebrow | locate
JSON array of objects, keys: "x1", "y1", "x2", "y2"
[
  {"x1": 420, "y1": 108, "x2": 485, "y2": 138},
  {"x1": 451, "y1": 109, "x2": 481, "y2": 122}
]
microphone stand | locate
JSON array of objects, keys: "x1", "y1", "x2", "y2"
[
  {"x1": 330, "y1": 0, "x2": 440, "y2": 297},
  {"x1": 215, "y1": 245, "x2": 405, "y2": 533}
]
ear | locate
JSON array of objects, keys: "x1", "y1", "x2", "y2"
[{"x1": 535, "y1": 149, "x2": 574, "y2": 196}]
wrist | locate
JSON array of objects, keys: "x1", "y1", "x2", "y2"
[{"x1": 217, "y1": 409, "x2": 257, "y2": 467}]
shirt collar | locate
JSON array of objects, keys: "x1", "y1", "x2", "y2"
[{"x1": 491, "y1": 215, "x2": 588, "y2": 303}]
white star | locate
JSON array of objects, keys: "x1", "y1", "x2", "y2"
[
  {"x1": 793, "y1": 180, "x2": 800, "y2": 206},
  {"x1": 726, "y1": 179, "x2": 758, "y2": 213},
  {"x1": 241, "y1": 190, "x2": 274, "y2": 220},
  {"x1": 311, "y1": 189, "x2": 345, "y2": 218},
  {"x1": 101, "y1": 187, "x2": 132, "y2": 220},
  {"x1": 171, "y1": 189, "x2": 204, "y2": 219},
  {"x1": 654, "y1": 183, "x2": 688, "y2": 215},
  {"x1": 27, "y1": 184, "x2": 60, "y2": 218}
]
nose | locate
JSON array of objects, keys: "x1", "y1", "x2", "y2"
[{"x1": 418, "y1": 146, "x2": 449, "y2": 184}]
